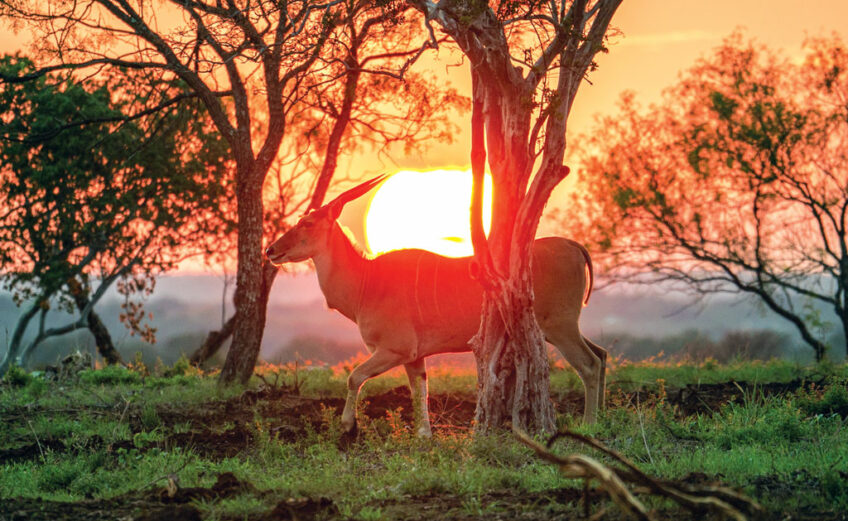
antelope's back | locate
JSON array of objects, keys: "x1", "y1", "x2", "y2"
[{"x1": 358, "y1": 238, "x2": 589, "y2": 356}]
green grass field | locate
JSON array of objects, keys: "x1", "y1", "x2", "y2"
[{"x1": 1, "y1": 358, "x2": 846, "y2": 520}]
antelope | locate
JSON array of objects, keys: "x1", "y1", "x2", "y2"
[{"x1": 266, "y1": 175, "x2": 607, "y2": 437}]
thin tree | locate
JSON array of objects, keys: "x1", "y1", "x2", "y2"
[
  {"x1": 406, "y1": 0, "x2": 623, "y2": 433},
  {"x1": 569, "y1": 34, "x2": 848, "y2": 361},
  {"x1": 189, "y1": 1, "x2": 466, "y2": 367}
]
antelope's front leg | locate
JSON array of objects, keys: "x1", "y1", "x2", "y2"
[
  {"x1": 341, "y1": 349, "x2": 405, "y2": 435},
  {"x1": 404, "y1": 359, "x2": 432, "y2": 438}
]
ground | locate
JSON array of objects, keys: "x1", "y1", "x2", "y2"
[{"x1": 1, "y1": 358, "x2": 847, "y2": 520}]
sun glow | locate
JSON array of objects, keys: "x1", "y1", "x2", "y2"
[{"x1": 365, "y1": 169, "x2": 493, "y2": 258}]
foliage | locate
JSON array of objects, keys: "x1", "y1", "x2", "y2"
[
  {"x1": 0, "y1": 55, "x2": 231, "y2": 304},
  {"x1": 570, "y1": 33, "x2": 848, "y2": 361},
  {"x1": 0, "y1": 54, "x2": 232, "y2": 373},
  {"x1": 0, "y1": 363, "x2": 31, "y2": 387}
]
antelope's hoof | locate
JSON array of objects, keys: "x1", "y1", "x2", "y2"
[{"x1": 339, "y1": 421, "x2": 358, "y2": 449}]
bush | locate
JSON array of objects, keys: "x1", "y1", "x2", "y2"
[
  {"x1": 2, "y1": 364, "x2": 33, "y2": 387},
  {"x1": 797, "y1": 380, "x2": 848, "y2": 418}
]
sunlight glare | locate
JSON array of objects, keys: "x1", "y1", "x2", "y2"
[{"x1": 365, "y1": 169, "x2": 493, "y2": 258}]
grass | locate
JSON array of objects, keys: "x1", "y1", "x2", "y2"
[{"x1": 1, "y1": 357, "x2": 846, "y2": 519}]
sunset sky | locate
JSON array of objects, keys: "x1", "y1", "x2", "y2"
[{"x1": 2, "y1": 0, "x2": 847, "y2": 247}]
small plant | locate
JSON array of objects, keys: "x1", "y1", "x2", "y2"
[
  {"x1": 2, "y1": 364, "x2": 33, "y2": 387},
  {"x1": 140, "y1": 402, "x2": 161, "y2": 430},
  {"x1": 126, "y1": 352, "x2": 149, "y2": 377},
  {"x1": 356, "y1": 505, "x2": 383, "y2": 521}
]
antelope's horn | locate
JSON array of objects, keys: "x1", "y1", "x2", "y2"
[{"x1": 326, "y1": 174, "x2": 388, "y2": 210}]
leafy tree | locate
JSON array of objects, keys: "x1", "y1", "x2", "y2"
[
  {"x1": 0, "y1": 56, "x2": 231, "y2": 375},
  {"x1": 407, "y1": 0, "x2": 623, "y2": 433},
  {"x1": 569, "y1": 34, "x2": 848, "y2": 361}
]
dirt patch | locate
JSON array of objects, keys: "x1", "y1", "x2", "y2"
[
  {"x1": 668, "y1": 378, "x2": 824, "y2": 417},
  {"x1": 0, "y1": 436, "x2": 134, "y2": 466},
  {"x1": 0, "y1": 439, "x2": 66, "y2": 465},
  {"x1": 0, "y1": 473, "x2": 250, "y2": 521}
]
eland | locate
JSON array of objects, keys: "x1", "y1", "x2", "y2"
[{"x1": 266, "y1": 175, "x2": 606, "y2": 437}]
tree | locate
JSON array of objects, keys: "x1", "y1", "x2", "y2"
[
  {"x1": 187, "y1": 1, "x2": 467, "y2": 367},
  {"x1": 0, "y1": 56, "x2": 230, "y2": 375},
  {"x1": 569, "y1": 34, "x2": 848, "y2": 361},
  {"x1": 0, "y1": 0, "x2": 458, "y2": 383},
  {"x1": 406, "y1": 0, "x2": 622, "y2": 433}
]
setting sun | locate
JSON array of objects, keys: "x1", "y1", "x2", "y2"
[{"x1": 365, "y1": 169, "x2": 493, "y2": 258}]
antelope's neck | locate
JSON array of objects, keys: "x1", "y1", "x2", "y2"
[{"x1": 312, "y1": 222, "x2": 368, "y2": 322}]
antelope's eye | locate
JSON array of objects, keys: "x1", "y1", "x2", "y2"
[{"x1": 301, "y1": 220, "x2": 314, "y2": 228}]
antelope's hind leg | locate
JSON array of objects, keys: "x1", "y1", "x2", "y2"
[
  {"x1": 544, "y1": 324, "x2": 603, "y2": 424},
  {"x1": 583, "y1": 336, "x2": 607, "y2": 411},
  {"x1": 341, "y1": 349, "x2": 406, "y2": 436},
  {"x1": 404, "y1": 359, "x2": 432, "y2": 438}
]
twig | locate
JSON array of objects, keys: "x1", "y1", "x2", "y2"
[
  {"x1": 111, "y1": 394, "x2": 133, "y2": 440},
  {"x1": 533, "y1": 429, "x2": 761, "y2": 520},
  {"x1": 636, "y1": 393, "x2": 655, "y2": 466},
  {"x1": 26, "y1": 420, "x2": 46, "y2": 463},
  {"x1": 515, "y1": 430, "x2": 652, "y2": 520}
]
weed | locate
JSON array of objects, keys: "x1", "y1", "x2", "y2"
[
  {"x1": 140, "y1": 402, "x2": 161, "y2": 430},
  {"x1": 355, "y1": 505, "x2": 383, "y2": 521}
]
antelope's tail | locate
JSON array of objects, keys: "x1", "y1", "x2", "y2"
[{"x1": 566, "y1": 239, "x2": 594, "y2": 307}]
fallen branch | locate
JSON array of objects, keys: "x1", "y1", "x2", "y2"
[{"x1": 515, "y1": 429, "x2": 762, "y2": 520}]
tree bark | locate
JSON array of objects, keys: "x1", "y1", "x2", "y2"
[
  {"x1": 474, "y1": 276, "x2": 556, "y2": 433},
  {"x1": 414, "y1": 0, "x2": 622, "y2": 434},
  {"x1": 220, "y1": 168, "x2": 270, "y2": 384},
  {"x1": 190, "y1": 315, "x2": 236, "y2": 366}
]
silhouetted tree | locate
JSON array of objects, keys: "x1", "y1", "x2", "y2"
[
  {"x1": 407, "y1": 0, "x2": 623, "y2": 433},
  {"x1": 569, "y1": 34, "x2": 848, "y2": 361},
  {"x1": 189, "y1": 1, "x2": 467, "y2": 367},
  {"x1": 0, "y1": 56, "x2": 230, "y2": 375}
]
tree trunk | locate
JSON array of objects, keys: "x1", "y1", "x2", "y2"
[
  {"x1": 220, "y1": 168, "x2": 273, "y2": 384},
  {"x1": 67, "y1": 278, "x2": 122, "y2": 365},
  {"x1": 466, "y1": 60, "x2": 557, "y2": 434},
  {"x1": 86, "y1": 310, "x2": 121, "y2": 365},
  {"x1": 191, "y1": 260, "x2": 278, "y2": 367},
  {"x1": 474, "y1": 277, "x2": 556, "y2": 433},
  {"x1": 0, "y1": 299, "x2": 42, "y2": 376}
]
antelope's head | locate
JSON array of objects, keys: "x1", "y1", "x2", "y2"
[{"x1": 265, "y1": 174, "x2": 386, "y2": 265}]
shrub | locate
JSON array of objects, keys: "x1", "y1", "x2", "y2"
[
  {"x1": 2, "y1": 364, "x2": 33, "y2": 387},
  {"x1": 797, "y1": 380, "x2": 848, "y2": 418}
]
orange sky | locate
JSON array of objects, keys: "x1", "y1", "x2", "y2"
[{"x1": 3, "y1": 1, "x2": 847, "y2": 245}]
